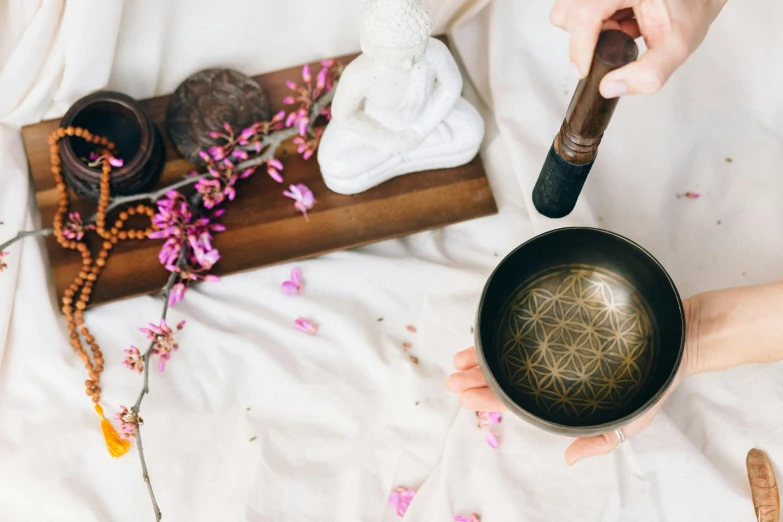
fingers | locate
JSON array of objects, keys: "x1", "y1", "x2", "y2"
[
  {"x1": 449, "y1": 347, "x2": 507, "y2": 412},
  {"x1": 549, "y1": 0, "x2": 574, "y2": 28},
  {"x1": 446, "y1": 367, "x2": 487, "y2": 393},
  {"x1": 458, "y1": 388, "x2": 507, "y2": 412},
  {"x1": 564, "y1": 432, "x2": 618, "y2": 465},
  {"x1": 453, "y1": 346, "x2": 478, "y2": 371},
  {"x1": 599, "y1": 40, "x2": 687, "y2": 97},
  {"x1": 601, "y1": 18, "x2": 642, "y2": 39},
  {"x1": 564, "y1": 395, "x2": 664, "y2": 465},
  {"x1": 563, "y1": 0, "x2": 634, "y2": 77}
]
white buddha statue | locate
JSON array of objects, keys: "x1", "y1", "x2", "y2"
[{"x1": 317, "y1": 0, "x2": 485, "y2": 195}]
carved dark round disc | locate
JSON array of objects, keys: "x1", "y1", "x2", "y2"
[{"x1": 165, "y1": 68, "x2": 271, "y2": 166}]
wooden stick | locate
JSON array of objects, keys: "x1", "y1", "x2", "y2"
[{"x1": 747, "y1": 448, "x2": 780, "y2": 522}]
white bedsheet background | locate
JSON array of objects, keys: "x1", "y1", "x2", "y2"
[{"x1": 0, "y1": 1, "x2": 781, "y2": 521}]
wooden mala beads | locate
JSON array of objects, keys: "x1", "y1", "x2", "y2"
[{"x1": 49, "y1": 126, "x2": 157, "y2": 457}]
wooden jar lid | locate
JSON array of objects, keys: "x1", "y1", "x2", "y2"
[{"x1": 165, "y1": 68, "x2": 271, "y2": 166}]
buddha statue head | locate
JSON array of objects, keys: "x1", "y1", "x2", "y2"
[{"x1": 360, "y1": 0, "x2": 434, "y2": 70}]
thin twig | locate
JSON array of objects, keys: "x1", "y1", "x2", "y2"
[
  {"x1": 87, "y1": 175, "x2": 210, "y2": 224},
  {"x1": 236, "y1": 87, "x2": 336, "y2": 171},
  {"x1": 134, "y1": 427, "x2": 160, "y2": 521},
  {"x1": 0, "y1": 228, "x2": 53, "y2": 251},
  {"x1": 236, "y1": 128, "x2": 297, "y2": 170},
  {"x1": 131, "y1": 247, "x2": 187, "y2": 522}
]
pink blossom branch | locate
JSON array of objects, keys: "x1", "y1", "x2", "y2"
[
  {"x1": 131, "y1": 244, "x2": 188, "y2": 522},
  {"x1": 89, "y1": 174, "x2": 210, "y2": 224},
  {"x1": 88, "y1": 78, "x2": 337, "y2": 226},
  {"x1": 0, "y1": 228, "x2": 54, "y2": 251}
]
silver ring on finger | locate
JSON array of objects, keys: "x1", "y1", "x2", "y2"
[{"x1": 615, "y1": 428, "x2": 626, "y2": 448}]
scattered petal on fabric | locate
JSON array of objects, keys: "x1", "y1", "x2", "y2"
[
  {"x1": 388, "y1": 487, "x2": 416, "y2": 517},
  {"x1": 0, "y1": 251, "x2": 8, "y2": 272},
  {"x1": 677, "y1": 191, "x2": 701, "y2": 199},
  {"x1": 455, "y1": 514, "x2": 481, "y2": 522},
  {"x1": 294, "y1": 318, "x2": 317, "y2": 335},
  {"x1": 402, "y1": 342, "x2": 412, "y2": 350},
  {"x1": 487, "y1": 412, "x2": 503, "y2": 424},
  {"x1": 477, "y1": 411, "x2": 502, "y2": 448},
  {"x1": 406, "y1": 325, "x2": 417, "y2": 333},
  {"x1": 483, "y1": 429, "x2": 499, "y2": 449},
  {"x1": 282, "y1": 267, "x2": 304, "y2": 295}
]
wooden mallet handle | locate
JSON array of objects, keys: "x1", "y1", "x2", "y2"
[{"x1": 532, "y1": 30, "x2": 638, "y2": 218}]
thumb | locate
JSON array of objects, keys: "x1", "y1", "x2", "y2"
[
  {"x1": 564, "y1": 432, "x2": 617, "y2": 465},
  {"x1": 599, "y1": 41, "x2": 688, "y2": 97}
]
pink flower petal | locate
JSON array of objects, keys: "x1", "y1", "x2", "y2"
[
  {"x1": 268, "y1": 158, "x2": 283, "y2": 170},
  {"x1": 285, "y1": 112, "x2": 296, "y2": 128},
  {"x1": 487, "y1": 412, "x2": 502, "y2": 424},
  {"x1": 484, "y1": 430, "x2": 499, "y2": 449},
  {"x1": 316, "y1": 67, "x2": 328, "y2": 90},
  {"x1": 387, "y1": 492, "x2": 400, "y2": 507},
  {"x1": 168, "y1": 282, "x2": 186, "y2": 306},
  {"x1": 281, "y1": 281, "x2": 301, "y2": 296},
  {"x1": 267, "y1": 168, "x2": 283, "y2": 183},
  {"x1": 293, "y1": 318, "x2": 317, "y2": 335}
]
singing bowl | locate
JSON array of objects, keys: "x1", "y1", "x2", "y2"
[{"x1": 475, "y1": 228, "x2": 684, "y2": 437}]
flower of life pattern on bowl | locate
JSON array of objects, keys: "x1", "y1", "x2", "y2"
[{"x1": 497, "y1": 265, "x2": 655, "y2": 424}]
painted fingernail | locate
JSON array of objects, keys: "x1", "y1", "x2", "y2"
[
  {"x1": 570, "y1": 62, "x2": 581, "y2": 79},
  {"x1": 602, "y1": 81, "x2": 628, "y2": 98}
]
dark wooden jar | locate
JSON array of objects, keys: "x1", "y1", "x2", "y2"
[{"x1": 60, "y1": 91, "x2": 164, "y2": 204}]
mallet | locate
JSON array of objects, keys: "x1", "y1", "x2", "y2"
[{"x1": 532, "y1": 30, "x2": 639, "y2": 218}]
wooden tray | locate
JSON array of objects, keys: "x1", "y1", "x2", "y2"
[{"x1": 21, "y1": 50, "x2": 497, "y2": 308}]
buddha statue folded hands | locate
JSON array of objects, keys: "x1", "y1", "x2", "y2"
[{"x1": 317, "y1": 0, "x2": 485, "y2": 195}]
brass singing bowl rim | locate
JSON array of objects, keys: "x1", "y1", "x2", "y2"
[{"x1": 475, "y1": 227, "x2": 685, "y2": 437}]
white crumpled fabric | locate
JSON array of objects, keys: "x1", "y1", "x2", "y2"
[{"x1": 0, "y1": 1, "x2": 781, "y2": 521}]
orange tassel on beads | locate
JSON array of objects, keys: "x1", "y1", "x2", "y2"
[{"x1": 96, "y1": 404, "x2": 131, "y2": 457}]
